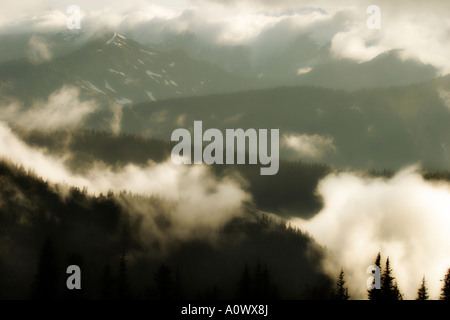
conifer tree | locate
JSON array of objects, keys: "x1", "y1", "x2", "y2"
[
  {"x1": 335, "y1": 268, "x2": 350, "y2": 300},
  {"x1": 100, "y1": 262, "x2": 113, "y2": 300},
  {"x1": 440, "y1": 268, "x2": 450, "y2": 300},
  {"x1": 380, "y1": 257, "x2": 402, "y2": 300},
  {"x1": 174, "y1": 266, "x2": 183, "y2": 300},
  {"x1": 31, "y1": 238, "x2": 60, "y2": 300},
  {"x1": 117, "y1": 250, "x2": 130, "y2": 299},
  {"x1": 368, "y1": 252, "x2": 381, "y2": 300},
  {"x1": 254, "y1": 261, "x2": 271, "y2": 299},
  {"x1": 153, "y1": 264, "x2": 173, "y2": 300},
  {"x1": 416, "y1": 276, "x2": 429, "y2": 300},
  {"x1": 237, "y1": 263, "x2": 252, "y2": 300}
]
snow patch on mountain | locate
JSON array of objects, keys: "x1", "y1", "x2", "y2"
[
  {"x1": 106, "y1": 33, "x2": 127, "y2": 47},
  {"x1": 146, "y1": 70, "x2": 163, "y2": 81},
  {"x1": 115, "y1": 97, "x2": 132, "y2": 105},
  {"x1": 83, "y1": 80, "x2": 105, "y2": 95},
  {"x1": 104, "y1": 80, "x2": 116, "y2": 93},
  {"x1": 145, "y1": 91, "x2": 156, "y2": 102},
  {"x1": 108, "y1": 69, "x2": 126, "y2": 77},
  {"x1": 140, "y1": 49, "x2": 157, "y2": 56}
]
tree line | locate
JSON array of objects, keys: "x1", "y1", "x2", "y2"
[
  {"x1": 334, "y1": 252, "x2": 450, "y2": 300},
  {"x1": 1, "y1": 156, "x2": 449, "y2": 300},
  {"x1": 30, "y1": 239, "x2": 290, "y2": 300}
]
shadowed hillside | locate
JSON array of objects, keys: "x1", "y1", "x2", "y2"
[{"x1": 0, "y1": 158, "x2": 332, "y2": 299}]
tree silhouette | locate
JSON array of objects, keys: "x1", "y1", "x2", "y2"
[
  {"x1": 440, "y1": 268, "x2": 450, "y2": 300},
  {"x1": 416, "y1": 276, "x2": 429, "y2": 300},
  {"x1": 368, "y1": 252, "x2": 381, "y2": 300},
  {"x1": 254, "y1": 261, "x2": 271, "y2": 299},
  {"x1": 199, "y1": 285, "x2": 220, "y2": 300},
  {"x1": 380, "y1": 257, "x2": 402, "y2": 300},
  {"x1": 31, "y1": 238, "x2": 60, "y2": 300},
  {"x1": 153, "y1": 264, "x2": 173, "y2": 300},
  {"x1": 173, "y1": 266, "x2": 183, "y2": 300},
  {"x1": 237, "y1": 263, "x2": 252, "y2": 300},
  {"x1": 116, "y1": 251, "x2": 130, "y2": 299},
  {"x1": 335, "y1": 268, "x2": 350, "y2": 300},
  {"x1": 236, "y1": 262, "x2": 278, "y2": 300},
  {"x1": 100, "y1": 262, "x2": 114, "y2": 300}
]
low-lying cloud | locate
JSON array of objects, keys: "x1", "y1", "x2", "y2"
[
  {"x1": 0, "y1": 122, "x2": 250, "y2": 254},
  {"x1": 282, "y1": 133, "x2": 336, "y2": 160},
  {"x1": 290, "y1": 167, "x2": 450, "y2": 300},
  {"x1": 438, "y1": 87, "x2": 450, "y2": 111},
  {"x1": 27, "y1": 34, "x2": 53, "y2": 64},
  {"x1": 0, "y1": 86, "x2": 97, "y2": 129}
]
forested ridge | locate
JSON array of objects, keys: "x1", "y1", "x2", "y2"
[{"x1": 1, "y1": 129, "x2": 449, "y2": 300}]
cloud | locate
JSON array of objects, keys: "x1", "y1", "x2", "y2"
[
  {"x1": 1, "y1": 0, "x2": 449, "y2": 73},
  {"x1": 282, "y1": 133, "x2": 336, "y2": 160},
  {"x1": 0, "y1": 86, "x2": 97, "y2": 130},
  {"x1": 438, "y1": 87, "x2": 450, "y2": 111},
  {"x1": 297, "y1": 66, "x2": 312, "y2": 75},
  {"x1": 0, "y1": 121, "x2": 250, "y2": 255},
  {"x1": 328, "y1": 1, "x2": 450, "y2": 74},
  {"x1": 290, "y1": 166, "x2": 450, "y2": 299},
  {"x1": 114, "y1": 165, "x2": 248, "y2": 254},
  {"x1": 109, "y1": 101, "x2": 123, "y2": 134},
  {"x1": 27, "y1": 34, "x2": 53, "y2": 63}
]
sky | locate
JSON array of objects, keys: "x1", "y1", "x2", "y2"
[{"x1": 0, "y1": 0, "x2": 449, "y2": 73}]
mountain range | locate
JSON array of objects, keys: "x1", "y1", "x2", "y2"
[
  {"x1": 0, "y1": 31, "x2": 449, "y2": 171},
  {"x1": 0, "y1": 32, "x2": 253, "y2": 107}
]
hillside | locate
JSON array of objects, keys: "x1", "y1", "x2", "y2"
[
  {"x1": 0, "y1": 158, "x2": 331, "y2": 299},
  {"x1": 0, "y1": 32, "x2": 254, "y2": 107},
  {"x1": 121, "y1": 80, "x2": 450, "y2": 171}
]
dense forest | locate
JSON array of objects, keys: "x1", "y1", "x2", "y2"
[
  {"x1": 1, "y1": 129, "x2": 449, "y2": 300},
  {"x1": 0, "y1": 158, "x2": 332, "y2": 299},
  {"x1": 13, "y1": 128, "x2": 450, "y2": 219}
]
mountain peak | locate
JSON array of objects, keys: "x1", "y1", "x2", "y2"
[{"x1": 105, "y1": 32, "x2": 127, "y2": 47}]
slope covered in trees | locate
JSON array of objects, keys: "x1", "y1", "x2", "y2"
[
  {"x1": 14, "y1": 128, "x2": 450, "y2": 219},
  {"x1": 0, "y1": 159, "x2": 332, "y2": 299}
]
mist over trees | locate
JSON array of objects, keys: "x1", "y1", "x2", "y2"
[
  {"x1": 0, "y1": 2, "x2": 449, "y2": 305},
  {"x1": 0, "y1": 158, "x2": 333, "y2": 299},
  {"x1": 365, "y1": 253, "x2": 450, "y2": 301},
  {"x1": 1, "y1": 129, "x2": 449, "y2": 300},
  {"x1": 12, "y1": 128, "x2": 450, "y2": 221}
]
